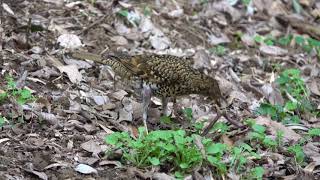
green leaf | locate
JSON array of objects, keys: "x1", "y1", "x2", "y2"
[
  {"x1": 194, "y1": 122, "x2": 204, "y2": 131},
  {"x1": 148, "y1": 157, "x2": 160, "y2": 166},
  {"x1": 20, "y1": 89, "x2": 32, "y2": 99},
  {"x1": 242, "y1": 0, "x2": 251, "y2": 6},
  {"x1": 117, "y1": 9, "x2": 129, "y2": 17},
  {"x1": 263, "y1": 137, "x2": 277, "y2": 148},
  {"x1": 143, "y1": 6, "x2": 152, "y2": 16},
  {"x1": 292, "y1": 0, "x2": 302, "y2": 14},
  {"x1": 207, "y1": 155, "x2": 227, "y2": 173},
  {"x1": 211, "y1": 122, "x2": 229, "y2": 133},
  {"x1": 6, "y1": 76, "x2": 16, "y2": 89},
  {"x1": 254, "y1": 35, "x2": 263, "y2": 43},
  {"x1": 174, "y1": 171, "x2": 184, "y2": 178},
  {"x1": 183, "y1": 108, "x2": 193, "y2": 120},
  {"x1": 249, "y1": 132, "x2": 265, "y2": 141},
  {"x1": 284, "y1": 101, "x2": 298, "y2": 111},
  {"x1": 295, "y1": 36, "x2": 305, "y2": 45},
  {"x1": 307, "y1": 38, "x2": 320, "y2": 47},
  {"x1": 252, "y1": 124, "x2": 266, "y2": 134},
  {"x1": 288, "y1": 145, "x2": 305, "y2": 164},
  {"x1": 160, "y1": 115, "x2": 172, "y2": 124},
  {"x1": 256, "y1": 103, "x2": 277, "y2": 117},
  {"x1": 264, "y1": 37, "x2": 275, "y2": 46},
  {"x1": 179, "y1": 163, "x2": 189, "y2": 169},
  {"x1": 251, "y1": 166, "x2": 264, "y2": 179},
  {"x1": 308, "y1": 128, "x2": 320, "y2": 137},
  {"x1": 105, "y1": 133, "x2": 121, "y2": 145},
  {"x1": 278, "y1": 35, "x2": 292, "y2": 46},
  {"x1": 0, "y1": 116, "x2": 5, "y2": 127},
  {"x1": 206, "y1": 143, "x2": 226, "y2": 155},
  {"x1": 0, "y1": 92, "x2": 8, "y2": 102},
  {"x1": 240, "y1": 143, "x2": 253, "y2": 152},
  {"x1": 163, "y1": 143, "x2": 176, "y2": 151}
]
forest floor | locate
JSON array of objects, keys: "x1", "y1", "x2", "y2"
[{"x1": 1, "y1": 0, "x2": 320, "y2": 179}]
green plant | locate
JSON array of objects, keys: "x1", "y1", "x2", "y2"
[
  {"x1": 277, "y1": 69, "x2": 309, "y2": 100},
  {"x1": 248, "y1": 166, "x2": 264, "y2": 180},
  {"x1": 245, "y1": 119, "x2": 277, "y2": 150},
  {"x1": 203, "y1": 140, "x2": 228, "y2": 173},
  {"x1": 210, "y1": 45, "x2": 226, "y2": 56},
  {"x1": 276, "y1": 130, "x2": 285, "y2": 147},
  {"x1": 0, "y1": 116, "x2": 6, "y2": 127},
  {"x1": 183, "y1": 108, "x2": 193, "y2": 122},
  {"x1": 0, "y1": 76, "x2": 35, "y2": 105},
  {"x1": 143, "y1": 6, "x2": 152, "y2": 16},
  {"x1": 210, "y1": 122, "x2": 230, "y2": 134},
  {"x1": 242, "y1": 0, "x2": 251, "y2": 6},
  {"x1": 256, "y1": 69, "x2": 315, "y2": 124},
  {"x1": 105, "y1": 128, "x2": 203, "y2": 175},
  {"x1": 229, "y1": 143, "x2": 261, "y2": 173},
  {"x1": 308, "y1": 128, "x2": 320, "y2": 137},
  {"x1": 253, "y1": 33, "x2": 320, "y2": 57},
  {"x1": 0, "y1": 76, "x2": 35, "y2": 127},
  {"x1": 287, "y1": 144, "x2": 305, "y2": 164}
]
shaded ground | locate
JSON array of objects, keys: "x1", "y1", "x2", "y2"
[{"x1": 1, "y1": 0, "x2": 320, "y2": 179}]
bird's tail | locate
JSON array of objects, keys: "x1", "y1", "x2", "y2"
[{"x1": 68, "y1": 51, "x2": 103, "y2": 63}]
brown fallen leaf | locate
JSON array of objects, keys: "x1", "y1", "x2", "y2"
[{"x1": 255, "y1": 116, "x2": 301, "y2": 142}]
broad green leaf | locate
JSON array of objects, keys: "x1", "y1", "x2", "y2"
[
  {"x1": 252, "y1": 124, "x2": 266, "y2": 134},
  {"x1": 285, "y1": 101, "x2": 298, "y2": 111},
  {"x1": 251, "y1": 166, "x2": 264, "y2": 179},
  {"x1": 206, "y1": 143, "x2": 226, "y2": 155},
  {"x1": 148, "y1": 157, "x2": 160, "y2": 166}
]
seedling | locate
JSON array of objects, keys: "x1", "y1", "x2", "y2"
[
  {"x1": 287, "y1": 144, "x2": 305, "y2": 165},
  {"x1": 249, "y1": 166, "x2": 264, "y2": 180},
  {"x1": 245, "y1": 119, "x2": 277, "y2": 150},
  {"x1": 0, "y1": 76, "x2": 35, "y2": 127},
  {"x1": 210, "y1": 45, "x2": 227, "y2": 56},
  {"x1": 308, "y1": 128, "x2": 320, "y2": 137},
  {"x1": 256, "y1": 69, "x2": 316, "y2": 124},
  {"x1": 0, "y1": 76, "x2": 35, "y2": 105},
  {"x1": 105, "y1": 128, "x2": 203, "y2": 175}
]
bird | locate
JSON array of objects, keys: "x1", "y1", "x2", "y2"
[{"x1": 68, "y1": 51, "x2": 235, "y2": 133}]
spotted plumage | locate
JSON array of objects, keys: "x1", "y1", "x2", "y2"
[{"x1": 69, "y1": 51, "x2": 223, "y2": 132}]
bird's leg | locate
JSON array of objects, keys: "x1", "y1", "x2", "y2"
[
  {"x1": 142, "y1": 84, "x2": 152, "y2": 134},
  {"x1": 201, "y1": 105, "x2": 244, "y2": 136},
  {"x1": 161, "y1": 97, "x2": 169, "y2": 116},
  {"x1": 172, "y1": 97, "x2": 178, "y2": 117},
  {"x1": 201, "y1": 105, "x2": 222, "y2": 136},
  {"x1": 112, "y1": 76, "x2": 116, "y2": 91}
]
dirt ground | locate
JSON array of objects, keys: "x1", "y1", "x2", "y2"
[{"x1": 1, "y1": 0, "x2": 320, "y2": 179}]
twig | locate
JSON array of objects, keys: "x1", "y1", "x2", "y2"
[{"x1": 78, "y1": 14, "x2": 108, "y2": 35}]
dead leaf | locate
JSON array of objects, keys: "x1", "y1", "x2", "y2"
[
  {"x1": 81, "y1": 140, "x2": 103, "y2": 155},
  {"x1": 309, "y1": 79, "x2": 320, "y2": 96},
  {"x1": 109, "y1": 90, "x2": 128, "y2": 100},
  {"x1": 57, "y1": 34, "x2": 82, "y2": 49},
  {"x1": 2, "y1": 3, "x2": 14, "y2": 15},
  {"x1": 208, "y1": 33, "x2": 230, "y2": 45},
  {"x1": 150, "y1": 35, "x2": 171, "y2": 50},
  {"x1": 255, "y1": 116, "x2": 301, "y2": 142},
  {"x1": 110, "y1": 36, "x2": 128, "y2": 46},
  {"x1": 259, "y1": 45, "x2": 288, "y2": 56},
  {"x1": 74, "y1": 164, "x2": 98, "y2": 175},
  {"x1": 153, "y1": 173, "x2": 175, "y2": 180},
  {"x1": 57, "y1": 65, "x2": 82, "y2": 84}
]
